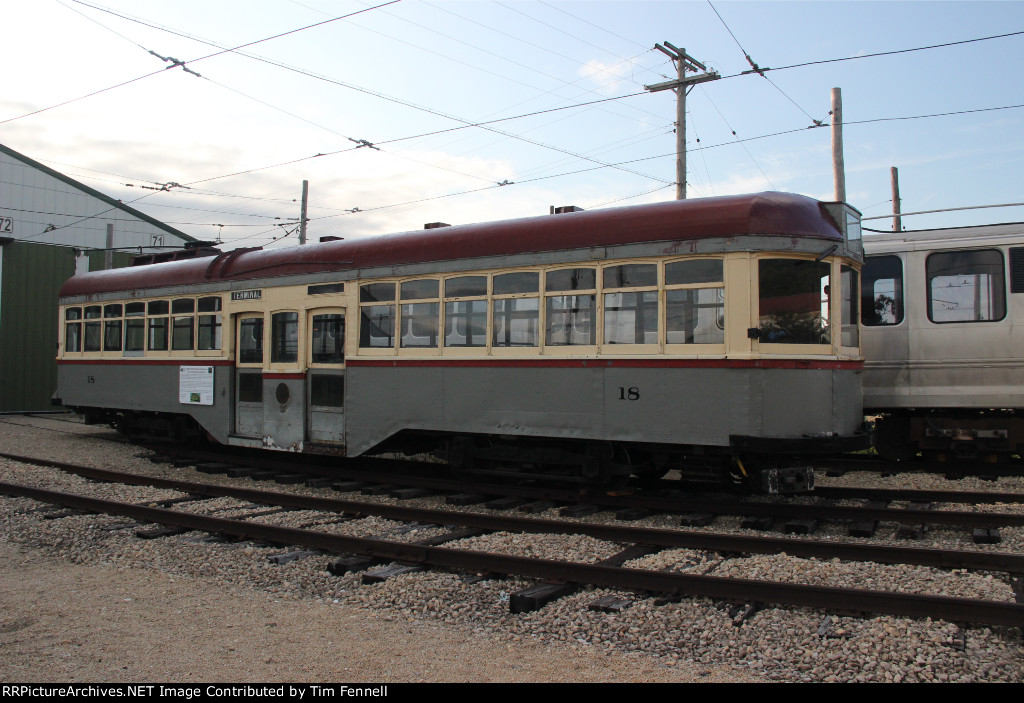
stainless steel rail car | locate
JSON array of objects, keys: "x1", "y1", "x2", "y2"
[
  {"x1": 862, "y1": 222, "x2": 1024, "y2": 461},
  {"x1": 56, "y1": 192, "x2": 868, "y2": 491}
]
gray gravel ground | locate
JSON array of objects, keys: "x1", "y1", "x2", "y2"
[{"x1": 1, "y1": 414, "x2": 1022, "y2": 682}]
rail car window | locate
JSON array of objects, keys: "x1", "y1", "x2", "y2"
[
  {"x1": 603, "y1": 264, "x2": 657, "y2": 289},
  {"x1": 927, "y1": 249, "x2": 1006, "y2": 323},
  {"x1": 197, "y1": 297, "x2": 223, "y2": 351},
  {"x1": 445, "y1": 301, "x2": 487, "y2": 347},
  {"x1": 666, "y1": 289, "x2": 725, "y2": 344},
  {"x1": 360, "y1": 283, "x2": 396, "y2": 349},
  {"x1": 546, "y1": 295, "x2": 596, "y2": 345},
  {"x1": 308, "y1": 282, "x2": 345, "y2": 296},
  {"x1": 237, "y1": 372, "x2": 262, "y2": 403},
  {"x1": 400, "y1": 279, "x2": 439, "y2": 348},
  {"x1": 444, "y1": 276, "x2": 488, "y2": 347},
  {"x1": 146, "y1": 301, "x2": 169, "y2": 351},
  {"x1": 665, "y1": 260, "x2": 722, "y2": 286},
  {"x1": 493, "y1": 298, "x2": 539, "y2": 347},
  {"x1": 172, "y1": 319, "x2": 193, "y2": 350},
  {"x1": 271, "y1": 312, "x2": 299, "y2": 363},
  {"x1": 124, "y1": 303, "x2": 145, "y2": 353},
  {"x1": 310, "y1": 374, "x2": 344, "y2": 408},
  {"x1": 103, "y1": 304, "x2": 122, "y2": 352},
  {"x1": 401, "y1": 279, "x2": 439, "y2": 300},
  {"x1": 360, "y1": 304, "x2": 395, "y2": 348},
  {"x1": 360, "y1": 283, "x2": 395, "y2": 303},
  {"x1": 494, "y1": 272, "x2": 539, "y2": 296},
  {"x1": 861, "y1": 256, "x2": 904, "y2": 326},
  {"x1": 603, "y1": 264, "x2": 658, "y2": 345},
  {"x1": 545, "y1": 268, "x2": 596, "y2": 346},
  {"x1": 84, "y1": 306, "x2": 101, "y2": 352},
  {"x1": 758, "y1": 259, "x2": 831, "y2": 344},
  {"x1": 171, "y1": 299, "x2": 195, "y2": 351},
  {"x1": 665, "y1": 260, "x2": 725, "y2": 344},
  {"x1": 401, "y1": 303, "x2": 440, "y2": 347},
  {"x1": 238, "y1": 317, "x2": 264, "y2": 364},
  {"x1": 546, "y1": 268, "x2": 595, "y2": 292},
  {"x1": 840, "y1": 266, "x2": 859, "y2": 346},
  {"x1": 493, "y1": 272, "x2": 540, "y2": 348},
  {"x1": 64, "y1": 308, "x2": 82, "y2": 353},
  {"x1": 311, "y1": 314, "x2": 345, "y2": 364},
  {"x1": 604, "y1": 292, "x2": 658, "y2": 344},
  {"x1": 445, "y1": 276, "x2": 487, "y2": 299}
]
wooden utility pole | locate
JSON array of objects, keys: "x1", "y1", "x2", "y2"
[
  {"x1": 831, "y1": 87, "x2": 846, "y2": 203},
  {"x1": 890, "y1": 167, "x2": 902, "y2": 232},
  {"x1": 299, "y1": 180, "x2": 309, "y2": 245},
  {"x1": 645, "y1": 43, "x2": 720, "y2": 200}
]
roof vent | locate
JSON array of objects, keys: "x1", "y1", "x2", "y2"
[
  {"x1": 424, "y1": 222, "x2": 451, "y2": 229},
  {"x1": 131, "y1": 243, "x2": 222, "y2": 266},
  {"x1": 319, "y1": 236, "x2": 343, "y2": 243},
  {"x1": 550, "y1": 205, "x2": 583, "y2": 214}
]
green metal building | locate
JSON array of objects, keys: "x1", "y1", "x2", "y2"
[{"x1": 0, "y1": 143, "x2": 194, "y2": 411}]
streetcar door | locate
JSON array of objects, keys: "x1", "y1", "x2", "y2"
[
  {"x1": 306, "y1": 309, "x2": 346, "y2": 447},
  {"x1": 262, "y1": 311, "x2": 306, "y2": 451},
  {"x1": 235, "y1": 314, "x2": 264, "y2": 438}
]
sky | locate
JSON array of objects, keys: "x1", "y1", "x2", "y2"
[{"x1": 3, "y1": 0, "x2": 1023, "y2": 252}]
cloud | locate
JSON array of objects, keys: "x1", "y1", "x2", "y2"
[{"x1": 577, "y1": 59, "x2": 638, "y2": 95}]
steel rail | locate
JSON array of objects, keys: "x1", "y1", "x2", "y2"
[
  {"x1": 68, "y1": 448, "x2": 1024, "y2": 528},
  {"x1": 812, "y1": 485, "x2": 1024, "y2": 505},
  {"x1": 3, "y1": 459, "x2": 1024, "y2": 574},
  {"x1": 3, "y1": 480, "x2": 1024, "y2": 628}
]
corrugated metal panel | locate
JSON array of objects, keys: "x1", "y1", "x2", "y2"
[{"x1": 0, "y1": 241, "x2": 76, "y2": 411}]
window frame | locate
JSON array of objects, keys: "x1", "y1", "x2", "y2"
[
  {"x1": 925, "y1": 248, "x2": 1006, "y2": 324},
  {"x1": 663, "y1": 257, "x2": 726, "y2": 350}
]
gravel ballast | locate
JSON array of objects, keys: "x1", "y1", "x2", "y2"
[{"x1": 1, "y1": 414, "x2": 1022, "y2": 682}]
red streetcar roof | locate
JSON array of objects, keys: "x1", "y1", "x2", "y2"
[{"x1": 60, "y1": 192, "x2": 843, "y2": 298}]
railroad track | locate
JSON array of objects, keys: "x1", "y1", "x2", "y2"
[
  {"x1": 127, "y1": 446, "x2": 1024, "y2": 538},
  {"x1": 3, "y1": 453, "x2": 1024, "y2": 628}
]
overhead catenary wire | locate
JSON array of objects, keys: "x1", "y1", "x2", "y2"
[
  {"x1": 1, "y1": 0, "x2": 406, "y2": 125},
  {"x1": 52, "y1": 0, "x2": 671, "y2": 186},
  {"x1": 12, "y1": 2, "x2": 1023, "y2": 248}
]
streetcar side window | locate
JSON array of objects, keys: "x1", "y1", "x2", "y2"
[
  {"x1": 493, "y1": 271, "x2": 539, "y2": 348},
  {"x1": 665, "y1": 259, "x2": 724, "y2": 345},
  {"x1": 238, "y1": 317, "x2": 264, "y2": 364},
  {"x1": 926, "y1": 249, "x2": 1006, "y2": 323},
  {"x1": 545, "y1": 268, "x2": 596, "y2": 346},
  {"x1": 360, "y1": 283, "x2": 396, "y2": 349},
  {"x1": 171, "y1": 299, "x2": 195, "y2": 351},
  {"x1": 148, "y1": 300, "x2": 169, "y2": 351},
  {"x1": 103, "y1": 304, "x2": 123, "y2": 352},
  {"x1": 861, "y1": 255, "x2": 904, "y2": 326},
  {"x1": 271, "y1": 311, "x2": 299, "y2": 364},
  {"x1": 197, "y1": 297, "x2": 223, "y2": 351},
  {"x1": 311, "y1": 313, "x2": 345, "y2": 364},
  {"x1": 400, "y1": 279, "x2": 439, "y2": 349},
  {"x1": 124, "y1": 302, "x2": 145, "y2": 354},
  {"x1": 841, "y1": 266, "x2": 859, "y2": 347},
  {"x1": 603, "y1": 264, "x2": 658, "y2": 345},
  {"x1": 64, "y1": 308, "x2": 83, "y2": 353},
  {"x1": 444, "y1": 276, "x2": 488, "y2": 348},
  {"x1": 758, "y1": 259, "x2": 831, "y2": 344}
]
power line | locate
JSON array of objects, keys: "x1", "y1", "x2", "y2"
[
  {"x1": 732, "y1": 29, "x2": 1024, "y2": 77},
  {"x1": 707, "y1": 0, "x2": 824, "y2": 126},
  {"x1": 2, "y1": 0, "x2": 405, "y2": 125}
]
